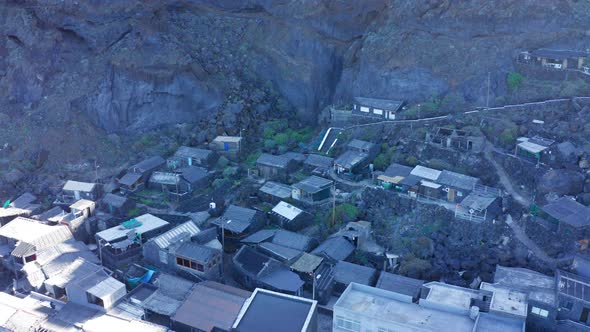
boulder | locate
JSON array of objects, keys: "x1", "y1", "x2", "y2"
[{"x1": 537, "y1": 169, "x2": 585, "y2": 196}]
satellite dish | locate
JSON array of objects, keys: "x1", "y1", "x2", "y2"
[
  {"x1": 469, "y1": 209, "x2": 475, "y2": 214},
  {"x1": 443, "y1": 187, "x2": 450, "y2": 193}
]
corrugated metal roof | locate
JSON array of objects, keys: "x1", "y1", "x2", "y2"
[
  {"x1": 290, "y1": 253, "x2": 323, "y2": 273},
  {"x1": 96, "y1": 214, "x2": 169, "y2": 242},
  {"x1": 259, "y1": 181, "x2": 292, "y2": 198},
  {"x1": 312, "y1": 236, "x2": 355, "y2": 261},
  {"x1": 102, "y1": 193, "x2": 128, "y2": 208},
  {"x1": 257, "y1": 153, "x2": 291, "y2": 168},
  {"x1": 118, "y1": 172, "x2": 142, "y2": 186},
  {"x1": 259, "y1": 242, "x2": 302, "y2": 262},
  {"x1": 69, "y1": 199, "x2": 95, "y2": 211},
  {"x1": 271, "y1": 230, "x2": 315, "y2": 252},
  {"x1": 334, "y1": 261, "x2": 376, "y2": 286},
  {"x1": 241, "y1": 229, "x2": 277, "y2": 244},
  {"x1": 213, "y1": 135, "x2": 242, "y2": 143},
  {"x1": 211, "y1": 205, "x2": 258, "y2": 234},
  {"x1": 292, "y1": 176, "x2": 333, "y2": 193},
  {"x1": 87, "y1": 275, "x2": 125, "y2": 299},
  {"x1": 150, "y1": 171, "x2": 181, "y2": 185},
  {"x1": 272, "y1": 201, "x2": 303, "y2": 220},
  {"x1": 437, "y1": 170, "x2": 479, "y2": 191},
  {"x1": 0, "y1": 217, "x2": 72, "y2": 250},
  {"x1": 130, "y1": 156, "x2": 165, "y2": 173},
  {"x1": 411, "y1": 165, "x2": 441, "y2": 181},
  {"x1": 151, "y1": 221, "x2": 200, "y2": 249},
  {"x1": 63, "y1": 180, "x2": 96, "y2": 192},
  {"x1": 517, "y1": 140, "x2": 547, "y2": 154}
]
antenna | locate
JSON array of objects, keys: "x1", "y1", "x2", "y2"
[{"x1": 486, "y1": 72, "x2": 491, "y2": 109}]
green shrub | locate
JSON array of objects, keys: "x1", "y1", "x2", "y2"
[
  {"x1": 373, "y1": 153, "x2": 390, "y2": 171},
  {"x1": 264, "y1": 139, "x2": 277, "y2": 149},
  {"x1": 405, "y1": 155, "x2": 419, "y2": 167},
  {"x1": 507, "y1": 72, "x2": 524, "y2": 91},
  {"x1": 245, "y1": 151, "x2": 262, "y2": 167},
  {"x1": 274, "y1": 133, "x2": 289, "y2": 145},
  {"x1": 499, "y1": 128, "x2": 517, "y2": 146}
]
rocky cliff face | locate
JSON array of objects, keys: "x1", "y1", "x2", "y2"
[{"x1": 1, "y1": 0, "x2": 590, "y2": 135}]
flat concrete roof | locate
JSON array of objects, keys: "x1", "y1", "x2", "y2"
[
  {"x1": 480, "y1": 283, "x2": 527, "y2": 318},
  {"x1": 473, "y1": 313, "x2": 525, "y2": 332},
  {"x1": 423, "y1": 282, "x2": 483, "y2": 313},
  {"x1": 335, "y1": 283, "x2": 475, "y2": 332}
]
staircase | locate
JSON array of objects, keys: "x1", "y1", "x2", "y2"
[{"x1": 318, "y1": 128, "x2": 342, "y2": 154}]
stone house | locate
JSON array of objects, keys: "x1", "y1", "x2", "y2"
[{"x1": 352, "y1": 97, "x2": 405, "y2": 120}]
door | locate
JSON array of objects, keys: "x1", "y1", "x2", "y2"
[
  {"x1": 74, "y1": 191, "x2": 80, "y2": 200},
  {"x1": 188, "y1": 157, "x2": 192, "y2": 166},
  {"x1": 448, "y1": 189, "x2": 455, "y2": 202},
  {"x1": 224, "y1": 142, "x2": 230, "y2": 151},
  {"x1": 388, "y1": 111, "x2": 396, "y2": 120},
  {"x1": 581, "y1": 307, "x2": 590, "y2": 323}
]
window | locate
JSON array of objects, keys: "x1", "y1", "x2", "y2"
[
  {"x1": 531, "y1": 306, "x2": 549, "y2": 318},
  {"x1": 373, "y1": 108, "x2": 383, "y2": 115},
  {"x1": 197, "y1": 263, "x2": 205, "y2": 272},
  {"x1": 360, "y1": 106, "x2": 370, "y2": 113},
  {"x1": 563, "y1": 301, "x2": 573, "y2": 310},
  {"x1": 335, "y1": 316, "x2": 361, "y2": 332}
]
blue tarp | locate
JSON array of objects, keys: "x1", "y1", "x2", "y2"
[{"x1": 127, "y1": 269, "x2": 155, "y2": 288}]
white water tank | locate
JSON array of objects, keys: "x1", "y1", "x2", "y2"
[{"x1": 469, "y1": 306, "x2": 480, "y2": 320}]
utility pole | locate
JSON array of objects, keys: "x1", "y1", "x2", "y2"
[
  {"x1": 486, "y1": 72, "x2": 491, "y2": 109},
  {"x1": 220, "y1": 219, "x2": 231, "y2": 283},
  {"x1": 94, "y1": 160, "x2": 100, "y2": 184},
  {"x1": 332, "y1": 183, "x2": 336, "y2": 227}
]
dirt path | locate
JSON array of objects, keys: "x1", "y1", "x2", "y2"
[{"x1": 482, "y1": 141, "x2": 531, "y2": 207}]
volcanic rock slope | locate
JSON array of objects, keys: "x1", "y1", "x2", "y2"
[{"x1": 1, "y1": 0, "x2": 590, "y2": 159}]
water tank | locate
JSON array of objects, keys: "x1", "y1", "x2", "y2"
[{"x1": 469, "y1": 306, "x2": 480, "y2": 320}]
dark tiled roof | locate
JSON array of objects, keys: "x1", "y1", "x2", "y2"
[
  {"x1": 259, "y1": 242, "x2": 302, "y2": 263},
  {"x1": 259, "y1": 181, "x2": 292, "y2": 199},
  {"x1": 292, "y1": 176, "x2": 333, "y2": 194},
  {"x1": 282, "y1": 152, "x2": 307, "y2": 162},
  {"x1": 172, "y1": 281, "x2": 250, "y2": 332},
  {"x1": 259, "y1": 267, "x2": 305, "y2": 293},
  {"x1": 437, "y1": 170, "x2": 479, "y2": 191},
  {"x1": 234, "y1": 246, "x2": 271, "y2": 275},
  {"x1": 130, "y1": 156, "x2": 165, "y2": 173},
  {"x1": 354, "y1": 97, "x2": 405, "y2": 111},
  {"x1": 384, "y1": 163, "x2": 413, "y2": 177},
  {"x1": 241, "y1": 229, "x2": 278, "y2": 244},
  {"x1": 399, "y1": 174, "x2": 421, "y2": 186},
  {"x1": 543, "y1": 197, "x2": 590, "y2": 228},
  {"x1": 334, "y1": 151, "x2": 368, "y2": 169},
  {"x1": 312, "y1": 236, "x2": 355, "y2": 261},
  {"x1": 334, "y1": 261, "x2": 377, "y2": 286},
  {"x1": 118, "y1": 172, "x2": 142, "y2": 186},
  {"x1": 304, "y1": 154, "x2": 334, "y2": 168},
  {"x1": 530, "y1": 48, "x2": 590, "y2": 60},
  {"x1": 211, "y1": 205, "x2": 258, "y2": 233},
  {"x1": 376, "y1": 271, "x2": 424, "y2": 298},
  {"x1": 174, "y1": 146, "x2": 214, "y2": 160},
  {"x1": 180, "y1": 166, "x2": 208, "y2": 183},
  {"x1": 102, "y1": 193, "x2": 128, "y2": 208},
  {"x1": 192, "y1": 227, "x2": 218, "y2": 245},
  {"x1": 174, "y1": 242, "x2": 218, "y2": 263},
  {"x1": 257, "y1": 153, "x2": 291, "y2": 168},
  {"x1": 271, "y1": 230, "x2": 316, "y2": 252}
]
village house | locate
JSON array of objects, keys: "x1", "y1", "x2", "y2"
[
  {"x1": 375, "y1": 271, "x2": 424, "y2": 303},
  {"x1": 488, "y1": 265, "x2": 590, "y2": 331},
  {"x1": 100, "y1": 193, "x2": 135, "y2": 216},
  {"x1": 55, "y1": 180, "x2": 99, "y2": 205},
  {"x1": 304, "y1": 154, "x2": 334, "y2": 176},
  {"x1": 454, "y1": 191, "x2": 503, "y2": 223},
  {"x1": 515, "y1": 136, "x2": 556, "y2": 165},
  {"x1": 232, "y1": 245, "x2": 305, "y2": 295},
  {"x1": 43, "y1": 257, "x2": 126, "y2": 310},
  {"x1": 520, "y1": 48, "x2": 590, "y2": 70},
  {"x1": 336, "y1": 221, "x2": 385, "y2": 265},
  {"x1": 167, "y1": 146, "x2": 218, "y2": 169},
  {"x1": 142, "y1": 221, "x2": 222, "y2": 281},
  {"x1": 352, "y1": 96, "x2": 405, "y2": 120},
  {"x1": 376, "y1": 162, "x2": 413, "y2": 190},
  {"x1": 334, "y1": 281, "x2": 526, "y2": 332},
  {"x1": 171, "y1": 280, "x2": 251, "y2": 332},
  {"x1": 242, "y1": 229, "x2": 318, "y2": 265},
  {"x1": 437, "y1": 170, "x2": 480, "y2": 203},
  {"x1": 232, "y1": 288, "x2": 318, "y2": 332},
  {"x1": 270, "y1": 201, "x2": 313, "y2": 231},
  {"x1": 258, "y1": 181, "x2": 293, "y2": 204},
  {"x1": 210, "y1": 135, "x2": 243, "y2": 158},
  {"x1": 59, "y1": 199, "x2": 96, "y2": 242},
  {"x1": 129, "y1": 273, "x2": 196, "y2": 325},
  {"x1": 334, "y1": 139, "x2": 380, "y2": 178},
  {"x1": 290, "y1": 252, "x2": 335, "y2": 305},
  {"x1": 256, "y1": 153, "x2": 300, "y2": 182},
  {"x1": 95, "y1": 214, "x2": 171, "y2": 269},
  {"x1": 210, "y1": 205, "x2": 266, "y2": 250},
  {"x1": 0, "y1": 192, "x2": 41, "y2": 226},
  {"x1": 425, "y1": 127, "x2": 484, "y2": 153},
  {"x1": 312, "y1": 235, "x2": 355, "y2": 262},
  {"x1": 0, "y1": 217, "x2": 73, "y2": 270},
  {"x1": 333, "y1": 260, "x2": 377, "y2": 295},
  {"x1": 149, "y1": 166, "x2": 209, "y2": 200},
  {"x1": 291, "y1": 175, "x2": 333, "y2": 204},
  {"x1": 540, "y1": 196, "x2": 590, "y2": 236},
  {"x1": 118, "y1": 156, "x2": 165, "y2": 194}
]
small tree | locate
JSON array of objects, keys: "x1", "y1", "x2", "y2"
[{"x1": 507, "y1": 72, "x2": 524, "y2": 91}]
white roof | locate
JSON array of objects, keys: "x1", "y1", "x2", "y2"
[
  {"x1": 422, "y1": 282, "x2": 483, "y2": 312},
  {"x1": 87, "y1": 276, "x2": 125, "y2": 300},
  {"x1": 272, "y1": 201, "x2": 303, "y2": 221},
  {"x1": 517, "y1": 140, "x2": 548, "y2": 154},
  {"x1": 421, "y1": 180, "x2": 442, "y2": 189},
  {"x1": 96, "y1": 214, "x2": 169, "y2": 243},
  {"x1": 0, "y1": 217, "x2": 73, "y2": 249},
  {"x1": 69, "y1": 199, "x2": 95, "y2": 211},
  {"x1": 83, "y1": 314, "x2": 169, "y2": 332},
  {"x1": 0, "y1": 207, "x2": 31, "y2": 218},
  {"x1": 213, "y1": 135, "x2": 242, "y2": 143},
  {"x1": 151, "y1": 221, "x2": 200, "y2": 249},
  {"x1": 411, "y1": 165, "x2": 442, "y2": 181},
  {"x1": 63, "y1": 180, "x2": 96, "y2": 192}
]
